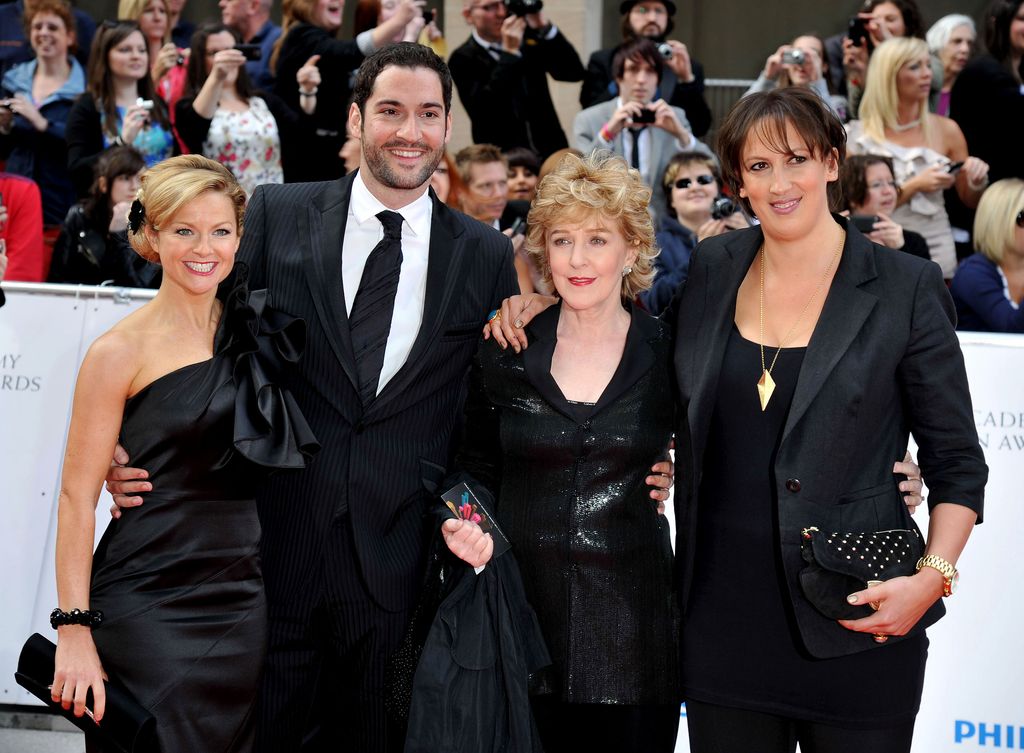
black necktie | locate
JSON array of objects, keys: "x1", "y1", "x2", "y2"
[
  {"x1": 629, "y1": 127, "x2": 644, "y2": 171},
  {"x1": 349, "y1": 210, "x2": 404, "y2": 404}
]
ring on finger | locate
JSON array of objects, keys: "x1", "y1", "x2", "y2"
[
  {"x1": 873, "y1": 633, "x2": 888, "y2": 643},
  {"x1": 487, "y1": 309, "x2": 501, "y2": 323}
]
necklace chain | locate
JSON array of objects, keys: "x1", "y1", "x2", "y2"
[{"x1": 757, "y1": 230, "x2": 846, "y2": 409}]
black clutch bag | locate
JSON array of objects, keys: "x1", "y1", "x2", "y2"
[
  {"x1": 15, "y1": 633, "x2": 157, "y2": 753},
  {"x1": 799, "y1": 527, "x2": 924, "y2": 620}
]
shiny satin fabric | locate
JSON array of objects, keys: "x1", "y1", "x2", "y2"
[{"x1": 87, "y1": 270, "x2": 318, "y2": 752}]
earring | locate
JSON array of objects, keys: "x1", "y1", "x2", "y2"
[{"x1": 622, "y1": 266, "x2": 633, "y2": 277}]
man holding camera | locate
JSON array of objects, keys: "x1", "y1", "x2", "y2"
[
  {"x1": 574, "y1": 37, "x2": 711, "y2": 224},
  {"x1": 580, "y1": 0, "x2": 711, "y2": 138},
  {"x1": 220, "y1": 0, "x2": 281, "y2": 89},
  {"x1": 449, "y1": 0, "x2": 584, "y2": 159}
]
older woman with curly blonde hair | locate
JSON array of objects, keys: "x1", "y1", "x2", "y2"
[{"x1": 443, "y1": 151, "x2": 680, "y2": 753}]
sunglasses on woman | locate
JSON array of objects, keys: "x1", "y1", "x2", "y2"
[
  {"x1": 1017, "y1": 209, "x2": 1024, "y2": 228},
  {"x1": 674, "y1": 174, "x2": 716, "y2": 190}
]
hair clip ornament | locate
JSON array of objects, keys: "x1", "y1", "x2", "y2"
[{"x1": 127, "y1": 199, "x2": 145, "y2": 234}]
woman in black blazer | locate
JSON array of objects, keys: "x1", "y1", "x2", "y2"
[
  {"x1": 670, "y1": 88, "x2": 985, "y2": 752},
  {"x1": 488, "y1": 88, "x2": 983, "y2": 753}
]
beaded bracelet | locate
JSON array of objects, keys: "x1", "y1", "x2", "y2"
[{"x1": 50, "y1": 607, "x2": 104, "y2": 630}]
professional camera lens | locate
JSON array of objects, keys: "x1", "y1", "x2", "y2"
[{"x1": 657, "y1": 42, "x2": 673, "y2": 60}]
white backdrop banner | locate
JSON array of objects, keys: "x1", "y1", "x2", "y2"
[
  {"x1": 0, "y1": 284, "x2": 153, "y2": 706},
  {"x1": 0, "y1": 285, "x2": 1020, "y2": 750}
]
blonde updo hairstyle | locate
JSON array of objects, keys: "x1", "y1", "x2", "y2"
[
  {"x1": 525, "y1": 151, "x2": 657, "y2": 300},
  {"x1": 128, "y1": 154, "x2": 247, "y2": 263}
]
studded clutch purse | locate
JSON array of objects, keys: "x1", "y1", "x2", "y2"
[{"x1": 798, "y1": 527, "x2": 924, "y2": 620}]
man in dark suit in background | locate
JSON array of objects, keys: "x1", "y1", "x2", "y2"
[
  {"x1": 107, "y1": 43, "x2": 519, "y2": 753},
  {"x1": 449, "y1": 0, "x2": 584, "y2": 159},
  {"x1": 580, "y1": 0, "x2": 712, "y2": 139}
]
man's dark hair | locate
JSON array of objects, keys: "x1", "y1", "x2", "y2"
[
  {"x1": 861, "y1": 0, "x2": 925, "y2": 39},
  {"x1": 716, "y1": 87, "x2": 847, "y2": 215},
  {"x1": 503, "y1": 147, "x2": 541, "y2": 175},
  {"x1": 611, "y1": 38, "x2": 664, "y2": 83},
  {"x1": 984, "y1": 0, "x2": 1024, "y2": 66},
  {"x1": 352, "y1": 42, "x2": 453, "y2": 115}
]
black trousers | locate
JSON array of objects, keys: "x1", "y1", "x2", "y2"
[
  {"x1": 685, "y1": 700, "x2": 916, "y2": 753},
  {"x1": 255, "y1": 515, "x2": 412, "y2": 753},
  {"x1": 531, "y1": 696, "x2": 681, "y2": 753}
]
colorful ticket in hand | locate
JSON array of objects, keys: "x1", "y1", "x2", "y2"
[{"x1": 440, "y1": 481, "x2": 511, "y2": 559}]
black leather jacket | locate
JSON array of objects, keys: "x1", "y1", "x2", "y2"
[
  {"x1": 456, "y1": 302, "x2": 679, "y2": 705},
  {"x1": 49, "y1": 203, "x2": 161, "y2": 288}
]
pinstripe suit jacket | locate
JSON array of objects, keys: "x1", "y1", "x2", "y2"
[{"x1": 240, "y1": 171, "x2": 518, "y2": 614}]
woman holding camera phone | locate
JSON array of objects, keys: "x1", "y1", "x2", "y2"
[
  {"x1": 746, "y1": 34, "x2": 849, "y2": 121},
  {"x1": 66, "y1": 21, "x2": 176, "y2": 197},
  {"x1": 847, "y1": 37, "x2": 989, "y2": 279},
  {"x1": 840, "y1": 154, "x2": 929, "y2": 259},
  {"x1": 175, "y1": 23, "x2": 310, "y2": 196}
]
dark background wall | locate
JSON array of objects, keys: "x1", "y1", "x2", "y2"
[
  {"x1": 75, "y1": 0, "x2": 993, "y2": 78},
  {"x1": 599, "y1": 0, "x2": 994, "y2": 79}
]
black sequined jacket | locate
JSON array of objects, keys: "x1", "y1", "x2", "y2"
[{"x1": 455, "y1": 302, "x2": 679, "y2": 706}]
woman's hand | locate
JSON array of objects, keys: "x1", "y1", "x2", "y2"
[
  {"x1": 120, "y1": 104, "x2": 150, "y2": 145},
  {"x1": 481, "y1": 293, "x2": 559, "y2": 351},
  {"x1": 841, "y1": 37, "x2": 868, "y2": 81},
  {"x1": 903, "y1": 165, "x2": 956, "y2": 197},
  {"x1": 442, "y1": 518, "x2": 493, "y2": 568},
  {"x1": 960, "y1": 156, "x2": 990, "y2": 192},
  {"x1": 110, "y1": 200, "x2": 132, "y2": 234},
  {"x1": 838, "y1": 568, "x2": 944, "y2": 641},
  {"x1": 401, "y1": 11, "x2": 426, "y2": 43},
  {"x1": 152, "y1": 42, "x2": 181, "y2": 82},
  {"x1": 894, "y1": 450, "x2": 924, "y2": 513},
  {"x1": 866, "y1": 211, "x2": 905, "y2": 250},
  {"x1": 210, "y1": 47, "x2": 246, "y2": 82},
  {"x1": 763, "y1": 45, "x2": 789, "y2": 81},
  {"x1": 53, "y1": 626, "x2": 106, "y2": 722},
  {"x1": 5, "y1": 93, "x2": 48, "y2": 131}
]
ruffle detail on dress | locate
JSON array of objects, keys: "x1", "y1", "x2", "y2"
[{"x1": 215, "y1": 265, "x2": 320, "y2": 469}]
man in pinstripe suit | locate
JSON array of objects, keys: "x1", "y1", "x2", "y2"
[{"x1": 108, "y1": 43, "x2": 519, "y2": 752}]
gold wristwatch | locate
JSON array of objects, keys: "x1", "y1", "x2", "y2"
[{"x1": 916, "y1": 554, "x2": 959, "y2": 597}]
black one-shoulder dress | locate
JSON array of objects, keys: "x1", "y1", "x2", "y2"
[{"x1": 87, "y1": 271, "x2": 318, "y2": 752}]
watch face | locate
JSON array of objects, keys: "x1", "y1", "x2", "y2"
[{"x1": 947, "y1": 570, "x2": 960, "y2": 596}]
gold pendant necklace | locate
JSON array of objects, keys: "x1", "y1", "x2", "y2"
[{"x1": 757, "y1": 231, "x2": 845, "y2": 411}]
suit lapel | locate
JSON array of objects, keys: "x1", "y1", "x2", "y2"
[
  {"x1": 369, "y1": 194, "x2": 467, "y2": 416},
  {"x1": 781, "y1": 223, "x2": 879, "y2": 442},
  {"x1": 522, "y1": 302, "x2": 660, "y2": 422},
  {"x1": 300, "y1": 173, "x2": 359, "y2": 393}
]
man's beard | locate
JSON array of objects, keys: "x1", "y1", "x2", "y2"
[{"x1": 362, "y1": 137, "x2": 445, "y2": 191}]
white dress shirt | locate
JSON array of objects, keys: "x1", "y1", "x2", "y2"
[{"x1": 342, "y1": 172, "x2": 433, "y2": 394}]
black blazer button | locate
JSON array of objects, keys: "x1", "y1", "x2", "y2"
[{"x1": 785, "y1": 478, "x2": 802, "y2": 493}]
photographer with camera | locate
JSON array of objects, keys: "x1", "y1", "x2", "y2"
[
  {"x1": 574, "y1": 37, "x2": 712, "y2": 224},
  {"x1": 580, "y1": 0, "x2": 710, "y2": 138},
  {"x1": 220, "y1": 0, "x2": 282, "y2": 90},
  {"x1": 744, "y1": 34, "x2": 849, "y2": 121},
  {"x1": 449, "y1": 0, "x2": 583, "y2": 159},
  {"x1": 640, "y1": 151, "x2": 748, "y2": 315}
]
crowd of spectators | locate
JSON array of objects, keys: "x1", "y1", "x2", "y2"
[{"x1": 0, "y1": 0, "x2": 1020, "y2": 330}]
